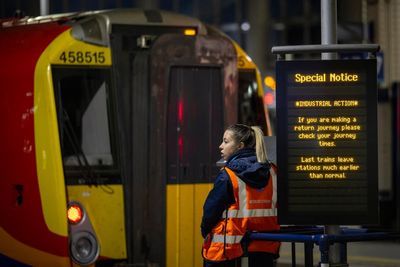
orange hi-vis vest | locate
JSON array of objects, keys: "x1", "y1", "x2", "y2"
[{"x1": 202, "y1": 165, "x2": 280, "y2": 262}]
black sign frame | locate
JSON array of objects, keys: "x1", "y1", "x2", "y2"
[{"x1": 276, "y1": 59, "x2": 378, "y2": 225}]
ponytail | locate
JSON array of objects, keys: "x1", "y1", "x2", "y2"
[{"x1": 251, "y1": 126, "x2": 268, "y2": 163}]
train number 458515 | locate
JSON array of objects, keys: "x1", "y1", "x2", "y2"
[{"x1": 58, "y1": 51, "x2": 105, "y2": 64}]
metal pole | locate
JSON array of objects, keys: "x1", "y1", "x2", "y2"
[
  {"x1": 40, "y1": 0, "x2": 49, "y2": 16},
  {"x1": 362, "y1": 0, "x2": 369, "y2": 43},
  {"x1": 321, "y1": 0, "x2": 337, "y2": 59},
  {"x1": 321, "y1": 0, "x2": 342, "y2": 266}
]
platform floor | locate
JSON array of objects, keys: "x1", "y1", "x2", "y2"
[{"x1": 276, "y1": 240, "x2": 400, "y2": 267}]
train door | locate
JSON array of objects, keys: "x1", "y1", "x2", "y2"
[
  {"x1": 111, "y1": 30, "x2": 236, "y2": 266},
  {"x1": 152, "y1": 34, "x2": 237, "y2": 267},
  {"x1": 166, "y1": 66, "x2": 224, "y2": 266}
]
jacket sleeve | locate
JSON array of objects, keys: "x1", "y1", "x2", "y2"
[{"x1": 200, "y1": 169, "x2": 235, "y2": 238}]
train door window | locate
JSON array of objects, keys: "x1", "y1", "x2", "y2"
[
  {"x1": 238, "y1": 70, "x2": 268, "y2": 133},
  {"x1": 52, "y1": 66, "x2": 119, "y2": 184},
  {"x1": 167, "y1": 67, "x2": 223, "y2": 184}
]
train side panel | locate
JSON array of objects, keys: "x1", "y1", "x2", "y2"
[
  {"x1": 234, "y1": 42, "x2": 272, "y2": 135},
  {"x1": 0, "y1": 23, "x2": 71, "y2": 266}
]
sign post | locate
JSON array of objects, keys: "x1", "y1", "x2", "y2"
[{"x1": 321, "y1": 1, "x2": 341, "y2": 264}]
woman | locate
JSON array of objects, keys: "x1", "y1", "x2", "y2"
[{"x1": 201, "y1": 124, "x2": 280, "y2": 267}]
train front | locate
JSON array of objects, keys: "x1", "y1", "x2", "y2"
[{"x1": 0, "y1": 9, "x2": 240, "y2": 267}]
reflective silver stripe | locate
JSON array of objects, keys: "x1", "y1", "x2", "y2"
[
  {"x1": 222, "y1": 168, "x2": 278, "y2": 219},
  {"x1": 225, "y1": 208, "x2": 277, "y2": 218},
  {"x1": 271, "y1": 167, "x2": 277, "y2": 207},
  {"x1": 212, "y1": 234, "x2": 243, "y2": 244}
]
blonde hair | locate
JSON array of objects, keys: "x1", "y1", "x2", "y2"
[
  {"x1": 251, "y1": 126, "x2": 268, "y2": 163},
  {"x1": 226, "y1": 124, "x2": 268, "y2": 163}
]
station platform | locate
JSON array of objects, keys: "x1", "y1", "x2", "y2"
[{"x1": 277, "y1": 240, "x2": 400, "y2": 266}]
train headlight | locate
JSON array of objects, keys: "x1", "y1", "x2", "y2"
[{"x1": 70, "y1": 231, "x2": 99, "y2": 266}]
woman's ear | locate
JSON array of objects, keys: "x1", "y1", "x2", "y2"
[{"x1": 238, "y1": 142, "x2": 245, "y2": 149}]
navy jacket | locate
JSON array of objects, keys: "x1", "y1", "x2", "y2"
[{"x1": 200, "y1": 148, "x2": 271, "y2": 238}]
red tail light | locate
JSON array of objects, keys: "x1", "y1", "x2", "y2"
[
  {"x1": 68, "y1": 204, "x2": 83, "y2": 224},
  {"x1": 67, "y1": 202, "x2": 99, "y2": 265}
]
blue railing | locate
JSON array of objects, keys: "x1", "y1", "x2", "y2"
[{"x1": 249, "y1": 226, "x2": 400, "y2": 266}]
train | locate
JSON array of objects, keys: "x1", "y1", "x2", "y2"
[{"x1": 0, "y1": 8, "x2": 271, "y2": 267}]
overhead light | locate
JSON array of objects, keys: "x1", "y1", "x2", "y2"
[{"x1": 184, "y1": 28, "x2": 196, "y2": 36}]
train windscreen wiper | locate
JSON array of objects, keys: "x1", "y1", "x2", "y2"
[{"x1": 62, "y1": 109, "x2": 98, "y2": 186}]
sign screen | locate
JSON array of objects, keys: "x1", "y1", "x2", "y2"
[{"x1": 276, "y1": 59, "x2": 378, "y2": 225}]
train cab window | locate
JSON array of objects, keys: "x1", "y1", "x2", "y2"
[
  {"x1": 52, "y1": 66, "x2": 119, "y2": 183},
  {"x1": 238, "y1": 70, "x2": 268, "y2": 133}
]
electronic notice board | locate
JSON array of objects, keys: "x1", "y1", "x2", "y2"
[{"x1": 276, "y1": 59, "x2": 378, "y2": 225}]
